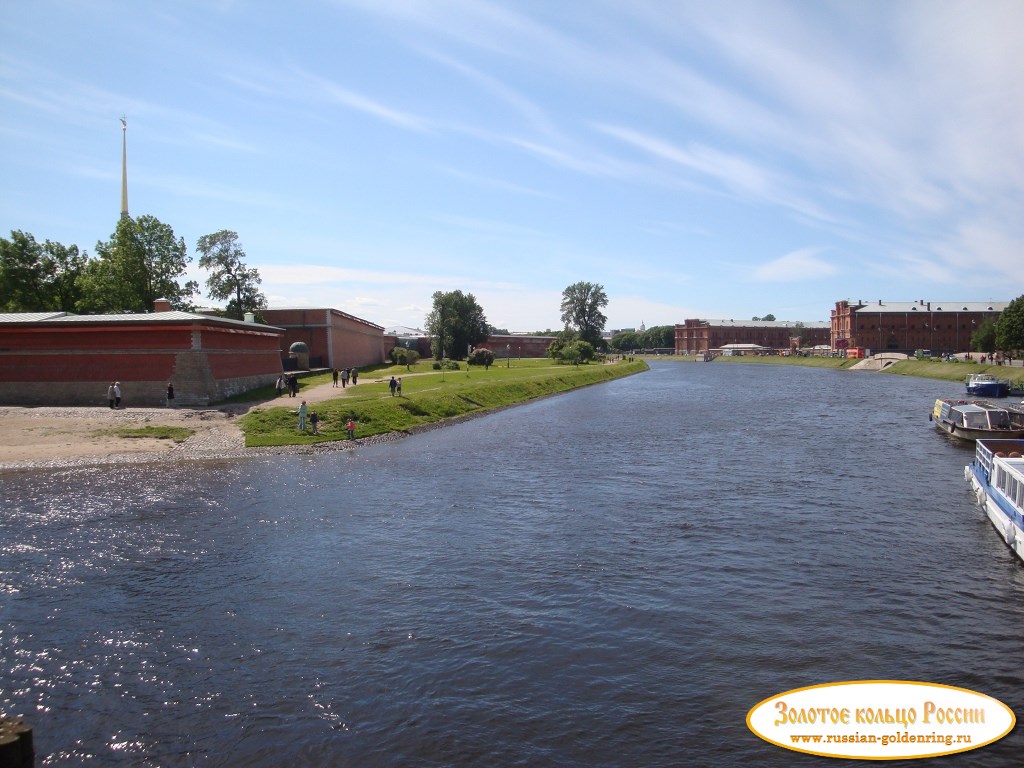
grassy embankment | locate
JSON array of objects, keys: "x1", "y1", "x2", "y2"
[
  {"x1": 652, "y1": 352, "x2": 1024, "y2": 385},
  {"x1": 239, "y1": 358, "x2": 648, "y2": 448}
]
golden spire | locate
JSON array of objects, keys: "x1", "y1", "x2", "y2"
[{"x1": 120, "y1": 116, "x2": 129, "y2": 219}]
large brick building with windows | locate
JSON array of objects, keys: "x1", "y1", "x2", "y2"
[
  {"x1": 830, "y1": 300, "x2": 1009, "y2": 355},
  {"x1": 674, "y1": 318, "x2": 831, "y2": 355}
]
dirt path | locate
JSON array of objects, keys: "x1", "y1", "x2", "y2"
[{"x1": 0, "y1": 377, "x2": 389, "y2": 469}]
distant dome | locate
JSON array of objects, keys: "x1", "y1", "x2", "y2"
[{"x1": 289, "y1": 341, "x2": 309, "y2": 354}]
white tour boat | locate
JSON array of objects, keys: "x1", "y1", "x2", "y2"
[{"x1": 965, "y1": 439, "x2": 1024, "y2": 564}]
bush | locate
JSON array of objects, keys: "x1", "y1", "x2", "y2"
[
  {"x1": 548, "y1": 338, "x2": 595, "y2": 364},
  {"x1": 432, "y1": 359, "x2": 461, "y2": 371},
  {"x1": 391, "y1": 346, "x2": 420, "y2": 369},
  {"x1": 468, "y1": 347, "x2": 495, "y2": 368}
]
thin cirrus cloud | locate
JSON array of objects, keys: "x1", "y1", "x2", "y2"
[{"x1": 752, "y1": 249, "x2": 836, "y2": 283}]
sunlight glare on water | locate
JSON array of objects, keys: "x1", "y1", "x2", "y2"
[{"x1": 2, "y1": 362, "x2": 1022, "y2": 766}]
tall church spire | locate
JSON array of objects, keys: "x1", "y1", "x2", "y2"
[{"x1": 120, "y1": 117, "x2": 129, "y2": 219}]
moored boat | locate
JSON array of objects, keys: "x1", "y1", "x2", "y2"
[
  {"x1": 930, "y1": 398, "x2": 1024, "y2": 441},
  {"x1": 964, "y1": 439, "x2": 1024, "y2": 564},
  {"x1": 965, "y1": 373, "x2": 1009, "y2": 397}
]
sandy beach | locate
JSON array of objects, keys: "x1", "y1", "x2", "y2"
[
  {"x1": 0, "y1": 404, "x2": 252, "y2": 469},
  {"x1": 0, "y1": 378, "x2": 385, "y2": 471}
]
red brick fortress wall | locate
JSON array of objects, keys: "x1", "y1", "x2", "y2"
[
  {"x1": 262, "y1": 308, "x2": 390, "y2": 370},
  {"x1": 0, "y1": 318, "x2": 284, "y2": 407}
]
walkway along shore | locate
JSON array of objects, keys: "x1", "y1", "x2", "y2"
[{"x1": 0, "y1": 370, "x2": 615, "y2": 472}]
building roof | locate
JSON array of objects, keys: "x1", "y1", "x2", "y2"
[
  {"x1": 0, "y1": 311, "x2": 69, "y2": 323},
  {"x1": 385, "y1": 325, "x2": 426, "y2": 337},
  {"x1": 0, "y1": 310, "x2": 282, "y2": 331},
  {"x1": 698, "y1": 318, "x2": 830, "y2": 329},
  {"x1": 846, "y1": 300, "x2": 1009, "y2": 314}
]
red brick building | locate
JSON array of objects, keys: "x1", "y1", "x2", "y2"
[
  {"x1": 0, "y1": 305, "x2": 284, "y2": 406},
  {"x1": 261, "y1": 308, "x2": 392, "y2": 370},
  {"x1": 831, "y1": 300, "x2": 1009, "y2": 354},
  {"x1": 385, "y1": 329, "x2": 558, "y2": 360},
  {"x1": 675, "y1": 319, "x2": 831, "y2": 355},
  {"x1": 484, "y1": 334, "x2": 557, "y2": 359}
]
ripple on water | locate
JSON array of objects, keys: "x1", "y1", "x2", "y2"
[{"x1": 2, "y1": 362, "x2": 1023, "y2": 766}]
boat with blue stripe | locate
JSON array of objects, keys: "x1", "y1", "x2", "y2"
[{"x1": 965, "y1": 439, "x2": 1024, "y2": 564}]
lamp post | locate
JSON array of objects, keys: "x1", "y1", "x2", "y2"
[{"x1": 507, "y1": 343, "x2": 510, "y2": 368}]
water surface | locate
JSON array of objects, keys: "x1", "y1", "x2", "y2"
[{"x1": 2, "y1": 362, "x2": 1022, "y2": 766}]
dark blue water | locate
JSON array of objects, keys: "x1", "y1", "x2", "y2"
[{"x1": 2, "y1": 362, "x2": 1022, "y2": 767}]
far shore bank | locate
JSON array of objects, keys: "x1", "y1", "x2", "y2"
[
  {"x1": 3, "y1": 355, "x2": 1021, "y2": 473},
  {"x1": 639, "y1": 352, "x2": 1024, "y2": 387},
  {"x1": 0, "y1": 360, "x2": 647, "y2": 472}
]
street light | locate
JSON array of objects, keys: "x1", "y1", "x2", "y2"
[{"x1": 507, "y1": 343, "x2": 510, "y2": 368}]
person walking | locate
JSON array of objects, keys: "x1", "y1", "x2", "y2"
[
  {"x1": 107, "y1": 382, "x2": 116, "y2": 409},
  {"x1": 346, "y1": 418, "x2": 355, "y2": 439},
  {"x1": 113, "y1": 382, "x2": 122, "y2": 408},
  {"x1": 276, "y1": 375, "x2": 284, "y2": 397},
  {"x1": 166, "y1": 382, "x2": 175, "y2": 407},
  {"x1": 351, "y1": 368, "x2": 358, "y2": 385},
  {"x1": 332, "y1": 368, "x2": 339, "y2": 388},
  {"x1": 298, "y1": 400, "x2": 308, "y2": 432},
  {"x1": 396, "y1": 377, "x2": 402, "y2": 397},
  {"x1": 341, "y1": 368, "x2": 349, "y2": 388},
  {"x1": 389, "y1": 376, "x2": 398, "y2": 396}
]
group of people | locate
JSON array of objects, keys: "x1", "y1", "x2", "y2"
[
  {"x1": 388, "y1": 376, "x2": 403, "y2": 396},
  {"x1": 103, "y1": 382, "x2": 178, "y2": 408},
  {"x1": 296, "y1": 399, "x2": 357, "y2": 439},
  {"x1": 275, "y1": 374, "x2": 300, "y2": 397},
  {"x1": 106, "y1": 382, "x2": 122, "y2": 409},
  {"x1": 331, "y1": 367, "x2": 359, "y2": 388}
]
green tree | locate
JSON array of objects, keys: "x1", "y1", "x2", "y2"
[
  {"x1": 425, "y1": 290, "x2": 490, "y2": 360},
  {"x1": 560, "y1": 281, "x2": 608, "y2": 348},
  {"x1": 549, "y1": 337, "x2": 594, "y2": 364},
  {"x1": 640, "y1": 325, "x2": 675, "y2": 349},
  {"x1": 752, "y1": 314, "x2": 777, "y2": 321},
  {"x1": 195, "y1": 230, "x2": 267, "y2": 320},
  {"x1": 82, "y1": 215, "x2": 197, "y2": 312},
  {"x1": 610, "y1": 330, "x2": 641, "y2": 351},
  {"x1": 0, "y1": 230, "x2": 88, "y2": 312},
  {"x1": 995, "y1": 295, "x2": 1024, "y2": 354},
  {"x1": 971, "y1": 318, "x2": 998, "y2": 355}
]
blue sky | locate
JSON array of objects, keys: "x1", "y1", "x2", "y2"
[{"x1": 2, "y1": 1, "x2": 1022, "y2": 332}]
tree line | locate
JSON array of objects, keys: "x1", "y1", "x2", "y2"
[
  {"x1": 973, "y1": 298, "x2": 1024, "y2": 356},
  {"x1": 0, "y1": 217, "x2": 266, "y2": 320},
  {"x1": 423, "y1": 281, "x2": 612, "y2": 363}
]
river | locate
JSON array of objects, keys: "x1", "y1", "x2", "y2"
[{"x1": 2, "y1": 361, "x2": 1022, "y2": 766}]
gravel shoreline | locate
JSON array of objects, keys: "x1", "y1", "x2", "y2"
[{"x1": 0, "y1": 401, "x2": 511, "y2": 474}]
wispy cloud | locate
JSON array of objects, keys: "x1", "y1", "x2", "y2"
[
  {"x1": 752, "y1": 248, "x2": 836, "y2": 282},
  {"x1": 290, "y1": 67, "x2": 434, "y2": 132}
]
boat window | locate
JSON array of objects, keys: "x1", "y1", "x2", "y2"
[
  {"x1": 990, "y1": 412, "x2": 1010, "y2": 429},
  {"x1": 964, "y1": 413, "x2": 987, "y2": 429}
]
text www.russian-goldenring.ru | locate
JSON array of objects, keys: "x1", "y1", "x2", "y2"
[{"x1": 790, "y1": 732, "x2": 972, "y2": 747}]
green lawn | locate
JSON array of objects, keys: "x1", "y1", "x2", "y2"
[
  {"x1": 880, "y1": 358, "x2": 1024, "y2": 385},
  {"x1": 96, "y1": 425, "x2": 195, "y2": 442},
  {"x1": 239, "y1": 359, "x2": 648, "y2": 447}
]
